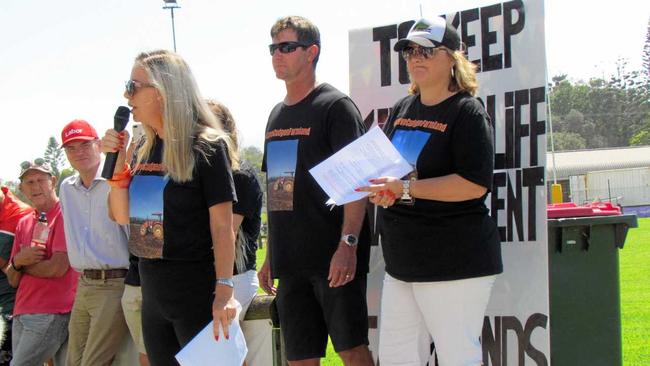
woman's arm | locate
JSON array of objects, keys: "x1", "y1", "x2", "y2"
[
  {"x1": 209, "y1": 201, "x2": 238, "y2": 341},
  {"x1": 107, "y1": 187, "x2": 130, "y2": 225},
  {"x1": 358, "y1": 174, "x2": 487, "y2": 208},
  {"x1": 101, "y1": 130, "x2": 132, "y2": 224}
]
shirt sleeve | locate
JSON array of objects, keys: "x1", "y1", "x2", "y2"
[
  {"x1": 326, "y1": 97, "x2": 367, "y2": 153},
  {"x1": 451, "y1": 98, "x2": 495, "y2": 191},
  {"x1": 232, "y1": 169, "x2": 263, "y2": 218},
  {"x1": 199, "y1": 139, "x2": 237, "y2": 208},
  {"x1": 382, "y1": 96, "x2": 407, "y2": 138}
]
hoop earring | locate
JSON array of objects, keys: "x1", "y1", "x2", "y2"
[{"x1": 451, "y1": 67, "x2": 455, "y2": 79}]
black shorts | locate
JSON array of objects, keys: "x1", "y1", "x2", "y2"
[{"x1": 276, "y1": 274, "x2": 369, "y2": 361}]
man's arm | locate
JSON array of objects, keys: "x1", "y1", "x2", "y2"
[
  {"x1": 328, "y1": 197, "x2": 366, "y2": 288},
  {"x1": 325, "y1": 98, "x2": 369, "y2": 287},
  {"x1": 258, "y1": 232, "x2": 275, "y2": 295},
  {"x1": 23, "y1": 251, "x2": 70, "y2": 278},
  {"x1": 6, "y1": 245, "x2": 46, "y2": 287},
  {"x1": 6, "y1": 261, "x2": 23, "y2": 288}
]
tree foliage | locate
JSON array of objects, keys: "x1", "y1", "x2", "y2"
[
  {"x1": 43, "y1": 136, "x2": 66, "y2": 179},
  {"x1": 0, "y1": 179, "x2": 28, "y2": 203},
  {"x1": 549, "y1": 59, "x2": 650, "y2": 150},
  {"x1": 641, "y1": 17, "x2": 650, "y2": 78},
  {"x1": 630, "y1": 18, "x2": 650, "y2": 146},
  {"x1": 548, "y1": 131, "x2": 586, "y2": 151},
  {"x1": 43, "y1": 136, "x2": 71, "y2": 195},
  {"x1": 240, "y1": 145, "x2": 266, "y2": 209}
]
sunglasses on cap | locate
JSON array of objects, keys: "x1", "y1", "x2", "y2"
[
  {"x1": 268, "y1": 41, "x2": 314, "y2": 56},
  {"x1": 125, "y1": 79, "x2": 156, "y2": 97},
  {"x1": 401, "y1": 46, "x2": 446, "y2": 61},
  {"x1": 20, "y1": 158, "x2": 46, "y2": 170}
]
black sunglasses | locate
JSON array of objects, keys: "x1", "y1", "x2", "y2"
[
  {"x1": 125, "y1": 79, "x2": 155, "y2": 97},
  {"x1": 401, "y1": 46, "x2": 442, "y2": 61},
  {"x1": 268, "y1": 41, "x2": 314, "y2": 56}
]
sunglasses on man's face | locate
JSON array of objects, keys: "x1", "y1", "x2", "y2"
[
  {"x1": 125, "y1": 79, "x2": 155, "y2": 97},
  {"x1": 268, "y1": 41, "x2": 313, "y2": 56}
]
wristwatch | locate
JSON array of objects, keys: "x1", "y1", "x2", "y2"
[
  {"x1": 400, "y1": 179, "x2": 414, "y2": 204},
  {"x1": 11, "y1": 257, "x2": 22, "y2": 272},
  {"x1": 216, "y1": 278, "x2": 234, "y2": 288},
  {"x1": 340, "y1": 234, "x2": 358, "y2": 247}
]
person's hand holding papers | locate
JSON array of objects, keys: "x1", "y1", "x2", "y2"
[{"x1": 355, "y1": 177, "x2": 399, "y2": 208}]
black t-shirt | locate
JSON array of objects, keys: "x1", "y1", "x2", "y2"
[
  {"x1": 380, "y1": 92, "x2": 502, "y2": 282},
  {"x1": 163, "y1": 139, "x2": 236, "y2": 260},
  {"x1": 128, "y1": 136, "x2": 236, "y2": 263},
  {"x1": 262, "y1": 83, "x2": 370, "y2": 278},
  {"x1": 232, "y1": 162, "x2": 263, "y2": 274}
]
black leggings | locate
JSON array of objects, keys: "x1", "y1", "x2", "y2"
[{"x1": 140, "y1": 259, "x2": 215, "y2": 366}]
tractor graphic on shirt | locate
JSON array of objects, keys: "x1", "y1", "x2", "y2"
[
  {"x1": 272, "y1": 171, "x2": 294, "y2": 193},
  {"x1": 140, "y1": 212, "x2": 163, "y2": 240}
]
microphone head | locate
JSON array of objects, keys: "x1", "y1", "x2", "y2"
[{"x1": 114, "y1": 106, "x2": 131, "y2": 131}]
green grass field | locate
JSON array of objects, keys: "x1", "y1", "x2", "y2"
[
  {"x1": 620, "y1": 217, "x2": 650, "y2": 365},
  {"x1": 256, "y1": 217, "x2": 650, "y2": 365}
]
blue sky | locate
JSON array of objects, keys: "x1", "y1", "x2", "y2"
[
  {"x1": 392, "y1": 130, "x2": 432, "y2": 166},
  {"x1": 0, "y1": 0, "x2": 648, "y2": 180},
  {"x1": 129, "y1": 175, "x2": 166, "y2": 220},
  {"x1": 266, "y1": 140, "x2": 299, "y2": 179}
]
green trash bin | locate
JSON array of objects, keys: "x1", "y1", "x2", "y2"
[{"x1": 547, "y1": 214, "x2": 638, "y2": 366}]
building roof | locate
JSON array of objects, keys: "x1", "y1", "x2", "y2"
[{"x1": 546, "y1": 146, "x2": 650, "y2": 180}]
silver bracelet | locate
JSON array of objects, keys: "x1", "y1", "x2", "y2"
[{"x1": 216, "y1": 278, "x2": 234, "y2": 288}]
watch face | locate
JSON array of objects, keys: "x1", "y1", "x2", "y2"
[{"x1": 344, "y1": 234, "x2": 358, "y2": 245}]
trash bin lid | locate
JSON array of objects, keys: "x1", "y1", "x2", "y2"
[{"x1": 547, "y1": 202, "x2": 621, "y2": 219}]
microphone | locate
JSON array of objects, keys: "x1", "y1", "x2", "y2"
[{"x1": 101, "y1": 106, "x2": 131, "y2": 179}]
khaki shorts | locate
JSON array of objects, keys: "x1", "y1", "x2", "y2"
[{"x1": 121, "y1": 284, "x2": 146, "y2": 354}]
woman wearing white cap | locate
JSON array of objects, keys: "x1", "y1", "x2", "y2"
[{"x1": 357, "y1": 17, "x2": 502, "y2": 366}]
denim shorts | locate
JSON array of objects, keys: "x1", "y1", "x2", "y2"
[{"x1": 11, "y1": 312, "x2": 70, "y2": 366}]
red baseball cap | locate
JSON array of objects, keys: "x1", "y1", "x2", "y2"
[{"x1": 61, "y1": 120, "x2": 98, "y2": 146}]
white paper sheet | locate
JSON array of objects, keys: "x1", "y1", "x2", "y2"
[
  {"x1": 175, "y1": 306, "x2": 247, "y2": 366},
  {"x1": 309, "y1": 127, "x2": 413, "y2": 206}
]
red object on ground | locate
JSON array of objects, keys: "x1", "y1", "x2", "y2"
[{"x1": 547, "y1": 202, "x2": 622, "y2": 219}]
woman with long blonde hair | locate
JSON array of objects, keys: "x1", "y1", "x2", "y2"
[{"x1": 102, "y1": 50, "x2": 239, "y2": 366}]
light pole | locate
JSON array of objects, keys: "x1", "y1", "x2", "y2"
[{"x1": 162, "y1": 0, "x2": 180, "y2": 52}]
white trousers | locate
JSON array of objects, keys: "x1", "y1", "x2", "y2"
[
  {"x1": 233, "y1": 269, "x2": 260, "y2": 321},
  {"x1": 378, "y1": 273, "x2": 496, "y2": 366},
  {"x1": 233, "y1": 269, "x2": 271, "y2": 366}
]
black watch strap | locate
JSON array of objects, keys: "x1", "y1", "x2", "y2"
[{"x1": 11, "y1": 257, "x2": 22, "y2": 272}]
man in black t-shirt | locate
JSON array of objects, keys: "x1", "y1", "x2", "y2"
[{"x1": 260, "y1": 16, "x2": 373, "y2": 365}]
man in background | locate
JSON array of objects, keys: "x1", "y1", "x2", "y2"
[
  {"x1": 6, "y1": 159, "x2": 79, "y2": 365},
  {"x1": 59, "y1": 120, "x2": 130, "y2": 366}
]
